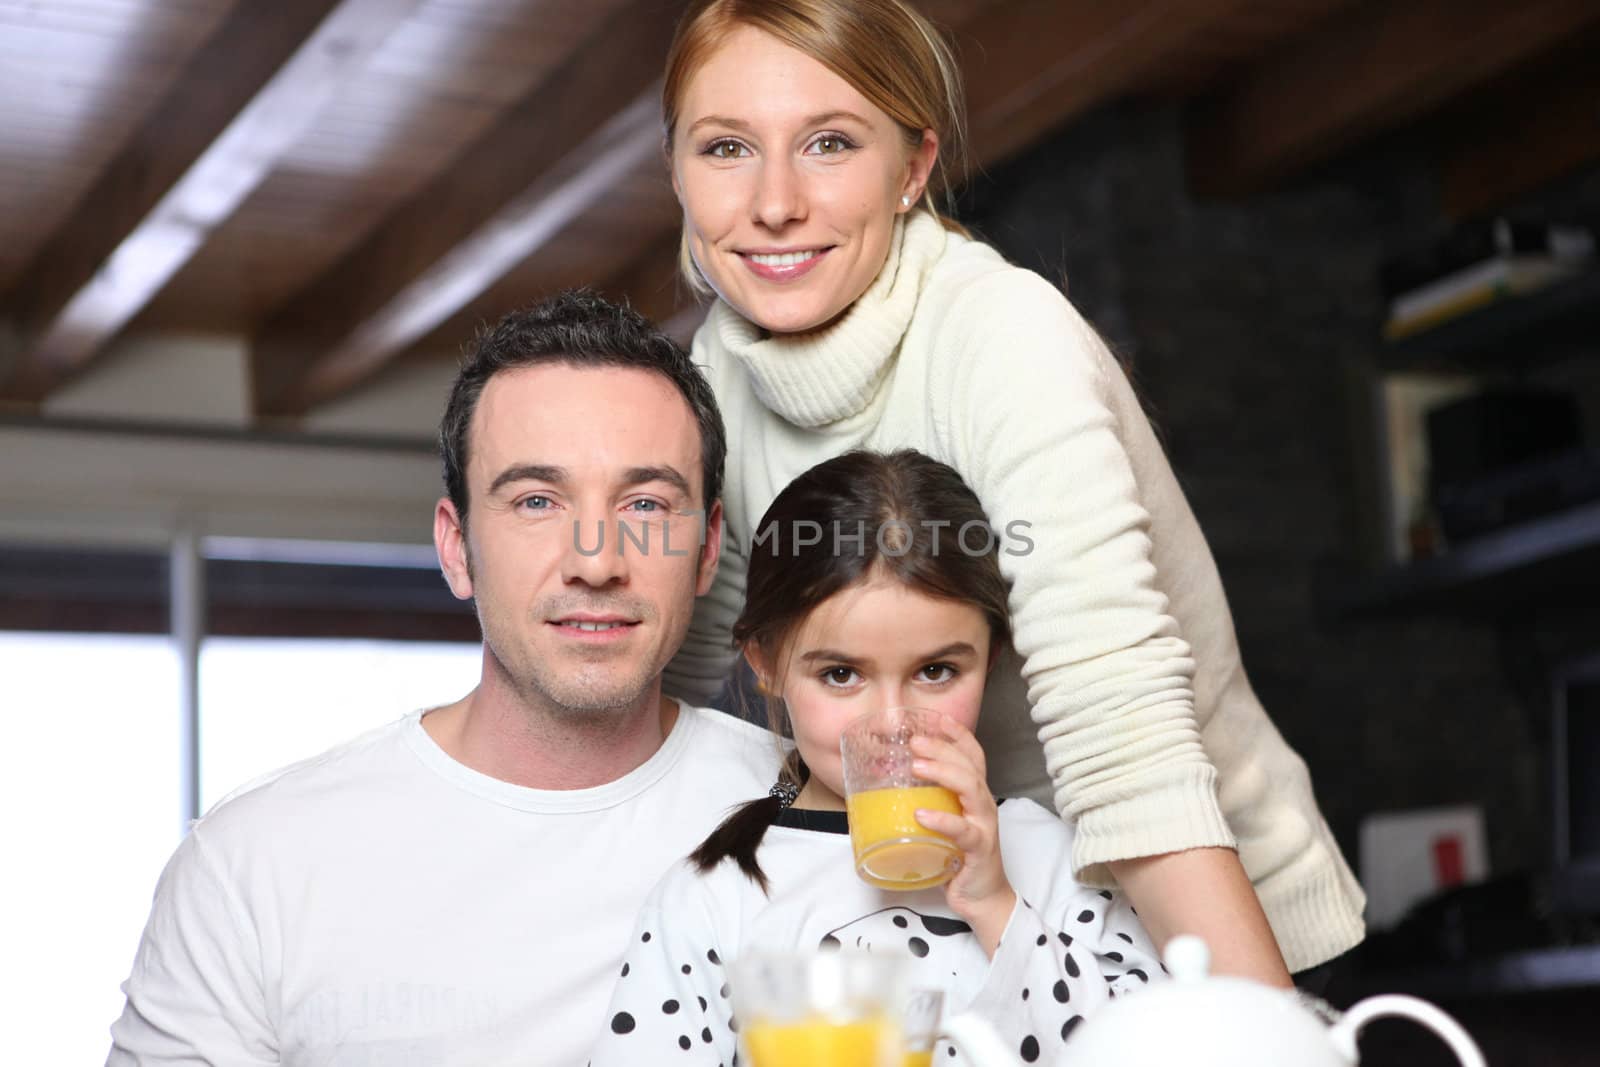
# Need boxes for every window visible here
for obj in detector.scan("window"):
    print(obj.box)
[0,632,181,1066]
[199,637,480,810]
[1,540,480,1061]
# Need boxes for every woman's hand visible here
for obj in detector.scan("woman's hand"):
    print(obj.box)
[910,714,1017,957]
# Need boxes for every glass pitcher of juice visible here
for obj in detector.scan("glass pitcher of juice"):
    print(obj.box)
[901,988,944,1067]
[729,952,1022,1067]
[731,951,904,1067]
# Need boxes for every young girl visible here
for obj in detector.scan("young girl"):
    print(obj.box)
[590,450,1161,1067]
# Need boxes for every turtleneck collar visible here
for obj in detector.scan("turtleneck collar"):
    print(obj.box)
[705,211,950,428]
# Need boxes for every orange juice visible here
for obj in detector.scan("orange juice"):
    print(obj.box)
[742,1014,900,1067]
[846,785,962,890]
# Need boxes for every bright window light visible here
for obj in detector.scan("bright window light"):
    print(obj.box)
[0,633,181,1066]
[198,637,481,812]
[0,631,482,1063]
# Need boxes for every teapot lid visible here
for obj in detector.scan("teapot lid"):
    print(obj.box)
[1161,933,1212,982]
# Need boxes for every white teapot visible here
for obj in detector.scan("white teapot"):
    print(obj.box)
[1062,935,1488,1067]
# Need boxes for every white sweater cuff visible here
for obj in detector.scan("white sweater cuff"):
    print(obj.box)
[1255,846,1368,973]
[1067,765,1234,888]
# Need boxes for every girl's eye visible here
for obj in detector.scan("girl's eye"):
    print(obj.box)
[919,663,956,683]
[820,666,859,687]
[705,139,749,160]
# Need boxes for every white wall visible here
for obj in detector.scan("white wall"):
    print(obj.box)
[4,332,457,548]
[44,333,252,427]
[303,359,461,438]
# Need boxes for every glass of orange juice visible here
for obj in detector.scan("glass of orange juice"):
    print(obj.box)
[901,988,944,1067]
[731,951,906,1067]
[840,706,963,890]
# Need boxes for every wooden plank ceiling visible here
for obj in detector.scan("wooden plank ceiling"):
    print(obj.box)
[2,0,1597,419]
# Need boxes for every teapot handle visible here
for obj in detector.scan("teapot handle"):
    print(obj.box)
[1327,994,1486,1067]
[940,1011,1022,1067]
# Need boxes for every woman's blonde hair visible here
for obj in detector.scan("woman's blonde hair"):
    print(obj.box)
[662,0,970,292]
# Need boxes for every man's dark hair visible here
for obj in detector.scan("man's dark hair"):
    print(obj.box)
[440,289,725,532]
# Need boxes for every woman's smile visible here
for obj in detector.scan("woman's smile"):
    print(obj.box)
[738,245,832,282]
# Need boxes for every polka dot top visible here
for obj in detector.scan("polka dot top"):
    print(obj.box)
[588,798,1162,1065]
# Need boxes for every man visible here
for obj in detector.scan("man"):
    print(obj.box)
[109,292,778,1065]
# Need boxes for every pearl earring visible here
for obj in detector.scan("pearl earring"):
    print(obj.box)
[900,194,912,207]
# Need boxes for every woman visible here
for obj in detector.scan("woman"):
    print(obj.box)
[657,0,1365,983]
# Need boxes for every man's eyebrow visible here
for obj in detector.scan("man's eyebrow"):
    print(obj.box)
[687,110,872,136]
[624,466,693,499]
[487,464,567,496]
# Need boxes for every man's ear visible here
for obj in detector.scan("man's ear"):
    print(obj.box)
[694,499,724,597]
[434,497,474,600]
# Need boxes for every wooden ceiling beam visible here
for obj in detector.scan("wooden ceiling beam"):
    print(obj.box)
[959,0,1263,170]
[0,0,418,404]
[1438,45,1600,221]
[598,234,703,344]
[290,93,663,406]
[1185,0,1600,197]
[252,1,686,416]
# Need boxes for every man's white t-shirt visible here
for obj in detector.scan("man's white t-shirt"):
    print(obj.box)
[108,704,779,1066]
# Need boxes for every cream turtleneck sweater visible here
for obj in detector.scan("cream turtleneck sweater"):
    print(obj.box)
[663,210,1365,972]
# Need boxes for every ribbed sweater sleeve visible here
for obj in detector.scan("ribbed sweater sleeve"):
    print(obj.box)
[937,269,1235,881]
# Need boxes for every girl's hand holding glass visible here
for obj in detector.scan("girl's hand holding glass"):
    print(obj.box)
[907,713,1016,956]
